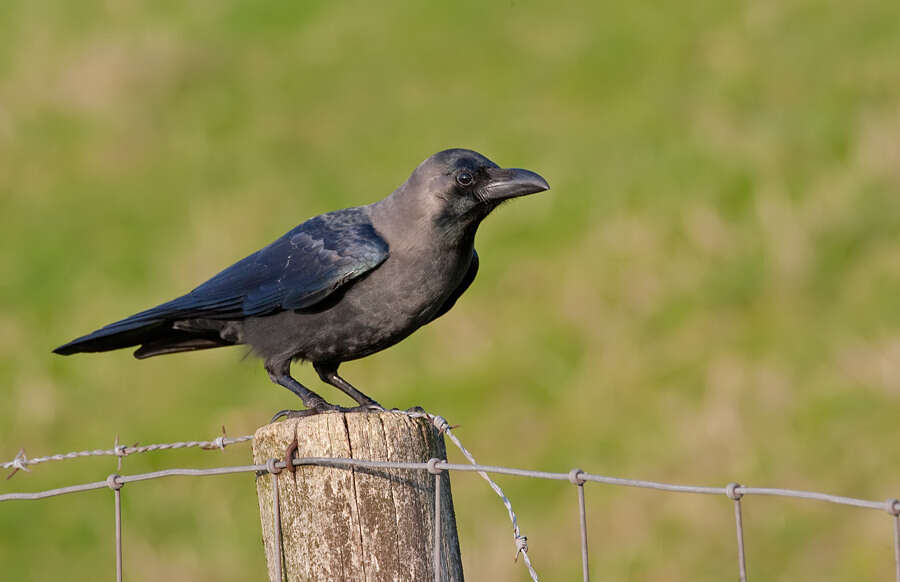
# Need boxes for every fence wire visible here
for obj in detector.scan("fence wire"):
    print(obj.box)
[2,408,899,582]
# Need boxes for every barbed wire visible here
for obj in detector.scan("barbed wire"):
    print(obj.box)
[2,408,900,582]
[0,409,539,580]
[2,429,253,477]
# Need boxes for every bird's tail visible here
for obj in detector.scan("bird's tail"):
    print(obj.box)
[54,317,235,360]
[54,278,254,359]
[53,305,175,355]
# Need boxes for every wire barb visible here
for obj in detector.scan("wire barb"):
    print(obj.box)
[515,535,529,558]
[5,449,30,480]
[2,410,900,582]
[113,435,127,471]
[2,432,255,474]
[401,408,540,581]
[431,415,451,434]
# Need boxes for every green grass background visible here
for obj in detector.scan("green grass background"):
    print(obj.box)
[2,1,900,580]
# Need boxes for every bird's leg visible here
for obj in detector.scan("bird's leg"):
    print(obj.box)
[314,361,384,411]
[266,360,341,422]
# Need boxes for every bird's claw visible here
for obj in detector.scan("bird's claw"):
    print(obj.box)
[340,402,385,414]
[270,408,316,422]
[270,401,384,423]
[270,400,341,423]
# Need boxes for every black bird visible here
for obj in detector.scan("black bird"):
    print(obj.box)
[54,149,549,415]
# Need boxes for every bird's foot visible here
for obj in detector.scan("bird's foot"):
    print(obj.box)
[339,402,385,414]
[270,409,318,422]
[270,401,385,422]
[270,400,342,423]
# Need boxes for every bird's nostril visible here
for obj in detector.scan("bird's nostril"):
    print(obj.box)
[53,149,546,417]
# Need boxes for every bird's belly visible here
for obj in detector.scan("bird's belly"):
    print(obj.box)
[243,250,471,363]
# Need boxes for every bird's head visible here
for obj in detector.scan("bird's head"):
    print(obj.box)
[400,148,549,232]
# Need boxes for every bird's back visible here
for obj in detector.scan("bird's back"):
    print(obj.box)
[240,225,478,364]
[53,206,390,356]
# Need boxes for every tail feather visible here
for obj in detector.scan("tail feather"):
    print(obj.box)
[53,297,238,357]
[134,333,231,359]
[53,319,169,355]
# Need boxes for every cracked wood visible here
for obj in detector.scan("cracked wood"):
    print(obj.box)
[253,412,464,582]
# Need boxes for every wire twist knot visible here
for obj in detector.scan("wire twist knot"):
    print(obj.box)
[106,474,123,491]
[6,449,30,480]
[427,458,444,475]
[568,468,585,486]
[113,435,128,471]
[886,498,900,516]
[431,415,451,434]
[12,450,29,472]
[266,458,282,475]
[725,482,743,500]
[514,535,529,560]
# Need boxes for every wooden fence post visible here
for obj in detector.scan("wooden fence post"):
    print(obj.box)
[253,411,464,582]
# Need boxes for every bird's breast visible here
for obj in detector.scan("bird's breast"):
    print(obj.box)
[354,245,472,322]
[243,245,474,363]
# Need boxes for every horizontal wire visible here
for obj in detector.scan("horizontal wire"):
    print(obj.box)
[1,435,254,472]
[4,422,899,582]
[2,456,896,514]
[0,410,543,580]
[4,410,899,582]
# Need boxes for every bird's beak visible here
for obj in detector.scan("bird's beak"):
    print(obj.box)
[482,167,550,202]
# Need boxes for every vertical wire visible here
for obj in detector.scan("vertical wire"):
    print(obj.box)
[734,498,747,582]
[429,416,540,581]
[577,483,589,582]
[272,470,283,582]
[892,512,899,582]
[433,469,443,582]
[114,487,123,582]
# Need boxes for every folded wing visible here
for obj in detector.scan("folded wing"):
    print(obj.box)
[53,207,389,355]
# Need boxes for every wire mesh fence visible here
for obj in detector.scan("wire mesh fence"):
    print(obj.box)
[2,408,899,582]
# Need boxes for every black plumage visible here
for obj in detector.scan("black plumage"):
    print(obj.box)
[54,149,548,415]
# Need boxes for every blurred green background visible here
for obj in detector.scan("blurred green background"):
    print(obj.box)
[2,1,899,580]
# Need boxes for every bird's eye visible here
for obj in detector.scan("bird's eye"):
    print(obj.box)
[456,171,474,187]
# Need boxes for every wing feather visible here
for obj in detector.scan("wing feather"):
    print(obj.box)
[179,207,388,317]
[53,207,389,355]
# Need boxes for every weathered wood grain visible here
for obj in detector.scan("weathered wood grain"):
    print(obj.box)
[253,412,464,582]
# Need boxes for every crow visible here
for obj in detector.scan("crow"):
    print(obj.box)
[54,149,549,416]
